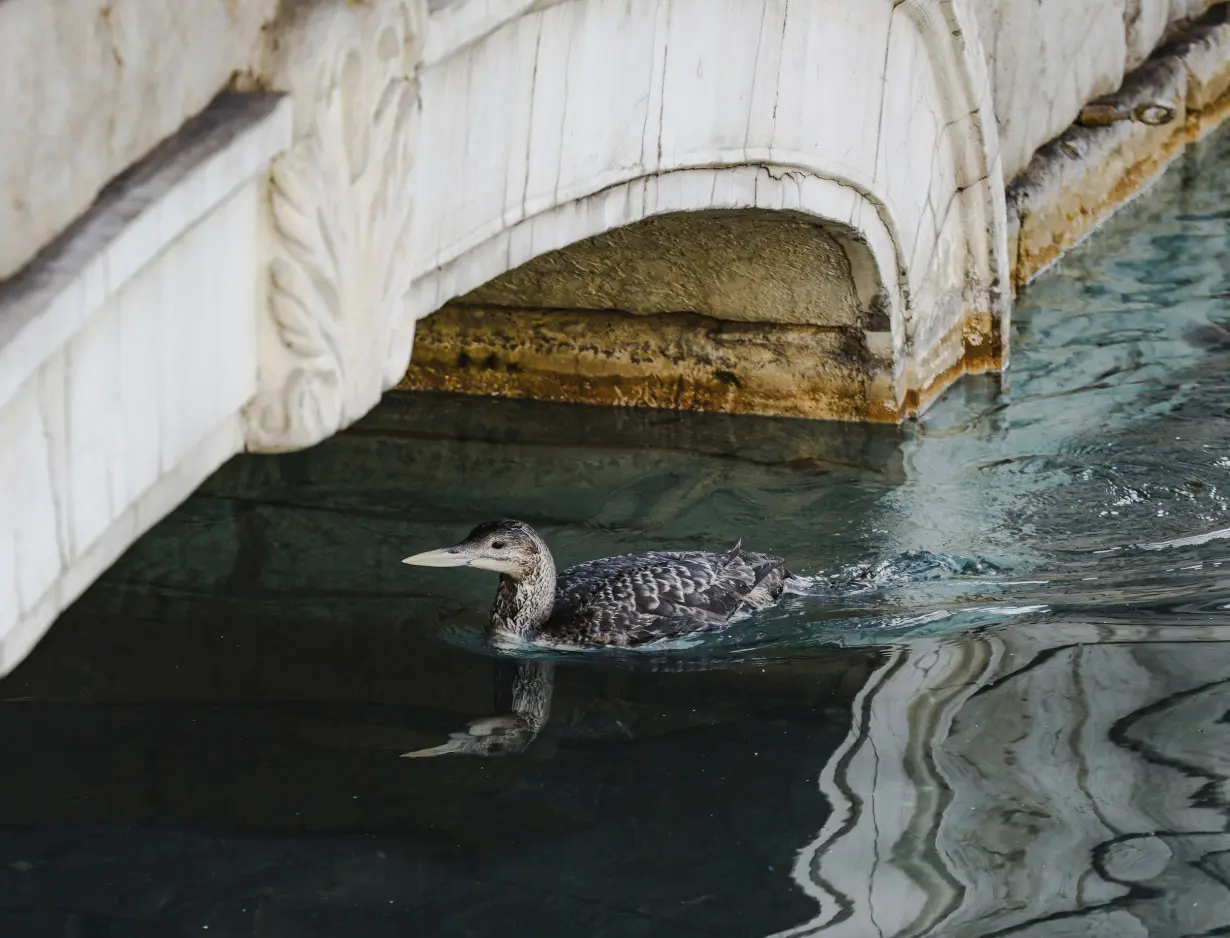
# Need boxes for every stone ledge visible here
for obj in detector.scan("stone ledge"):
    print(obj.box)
[0,0,278,281]
[1009,4,1230,289]
[0,93,293,408]
[0,92,290,677]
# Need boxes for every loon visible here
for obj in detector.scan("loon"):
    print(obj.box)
[402,519,791,647]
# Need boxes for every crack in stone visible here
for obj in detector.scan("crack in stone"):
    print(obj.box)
[518,17,544,226]
[637,1,661,171]
[742,1,770,154]
[36,363,70,582]
[656,1,669,170]
[871,6,896,189]
[550,14,575,211]
[772,0,789,141]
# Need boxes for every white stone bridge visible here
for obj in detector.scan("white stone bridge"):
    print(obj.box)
[1,0,1228,671]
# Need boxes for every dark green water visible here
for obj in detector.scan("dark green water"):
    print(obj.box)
[4,130,1230,937]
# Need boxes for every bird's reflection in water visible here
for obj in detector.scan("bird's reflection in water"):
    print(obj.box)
[402,659,555,758]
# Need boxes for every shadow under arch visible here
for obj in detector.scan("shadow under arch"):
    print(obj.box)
[404,196,908,422]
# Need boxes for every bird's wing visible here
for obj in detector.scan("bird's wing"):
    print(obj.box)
[554,547,787,638]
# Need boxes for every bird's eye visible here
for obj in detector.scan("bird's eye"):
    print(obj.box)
[491,540,505,550]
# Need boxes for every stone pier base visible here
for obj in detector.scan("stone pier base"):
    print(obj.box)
[1010,5,1230,288]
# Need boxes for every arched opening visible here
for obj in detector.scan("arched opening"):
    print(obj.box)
[400,208,901,422]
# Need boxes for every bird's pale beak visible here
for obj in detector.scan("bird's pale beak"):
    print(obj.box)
[401,546,471,568]
[400,739,468,758]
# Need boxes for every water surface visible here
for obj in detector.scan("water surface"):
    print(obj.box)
[4,130,1230,937]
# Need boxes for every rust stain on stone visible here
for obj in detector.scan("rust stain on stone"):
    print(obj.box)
[399,302,1005,425]
[897,314,1003,420]
[399,306,901,423]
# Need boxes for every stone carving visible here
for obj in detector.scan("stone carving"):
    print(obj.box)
[245,0,423,452]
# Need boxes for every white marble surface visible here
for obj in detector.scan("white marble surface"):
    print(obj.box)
[0,94,291,674]
[0,0,277,281]
[420,0,547,66]
[971,0,1217,178]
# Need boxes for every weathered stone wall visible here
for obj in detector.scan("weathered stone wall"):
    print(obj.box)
[458,211,869,329]
[408,209,898,421]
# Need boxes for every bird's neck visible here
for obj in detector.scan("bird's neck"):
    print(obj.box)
[491,555,557,640]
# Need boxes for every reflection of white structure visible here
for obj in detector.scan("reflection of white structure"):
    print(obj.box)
[777,624,1230,937]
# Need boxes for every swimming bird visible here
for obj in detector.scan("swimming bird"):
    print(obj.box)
[402,519,791,647]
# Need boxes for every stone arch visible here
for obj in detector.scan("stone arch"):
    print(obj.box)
[404,169,903,420]
[399,0,1009,421]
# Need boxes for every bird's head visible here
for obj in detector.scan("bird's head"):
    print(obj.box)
[402,519,547,580]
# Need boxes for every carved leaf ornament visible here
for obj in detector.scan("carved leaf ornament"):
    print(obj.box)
[248,5,417,451]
